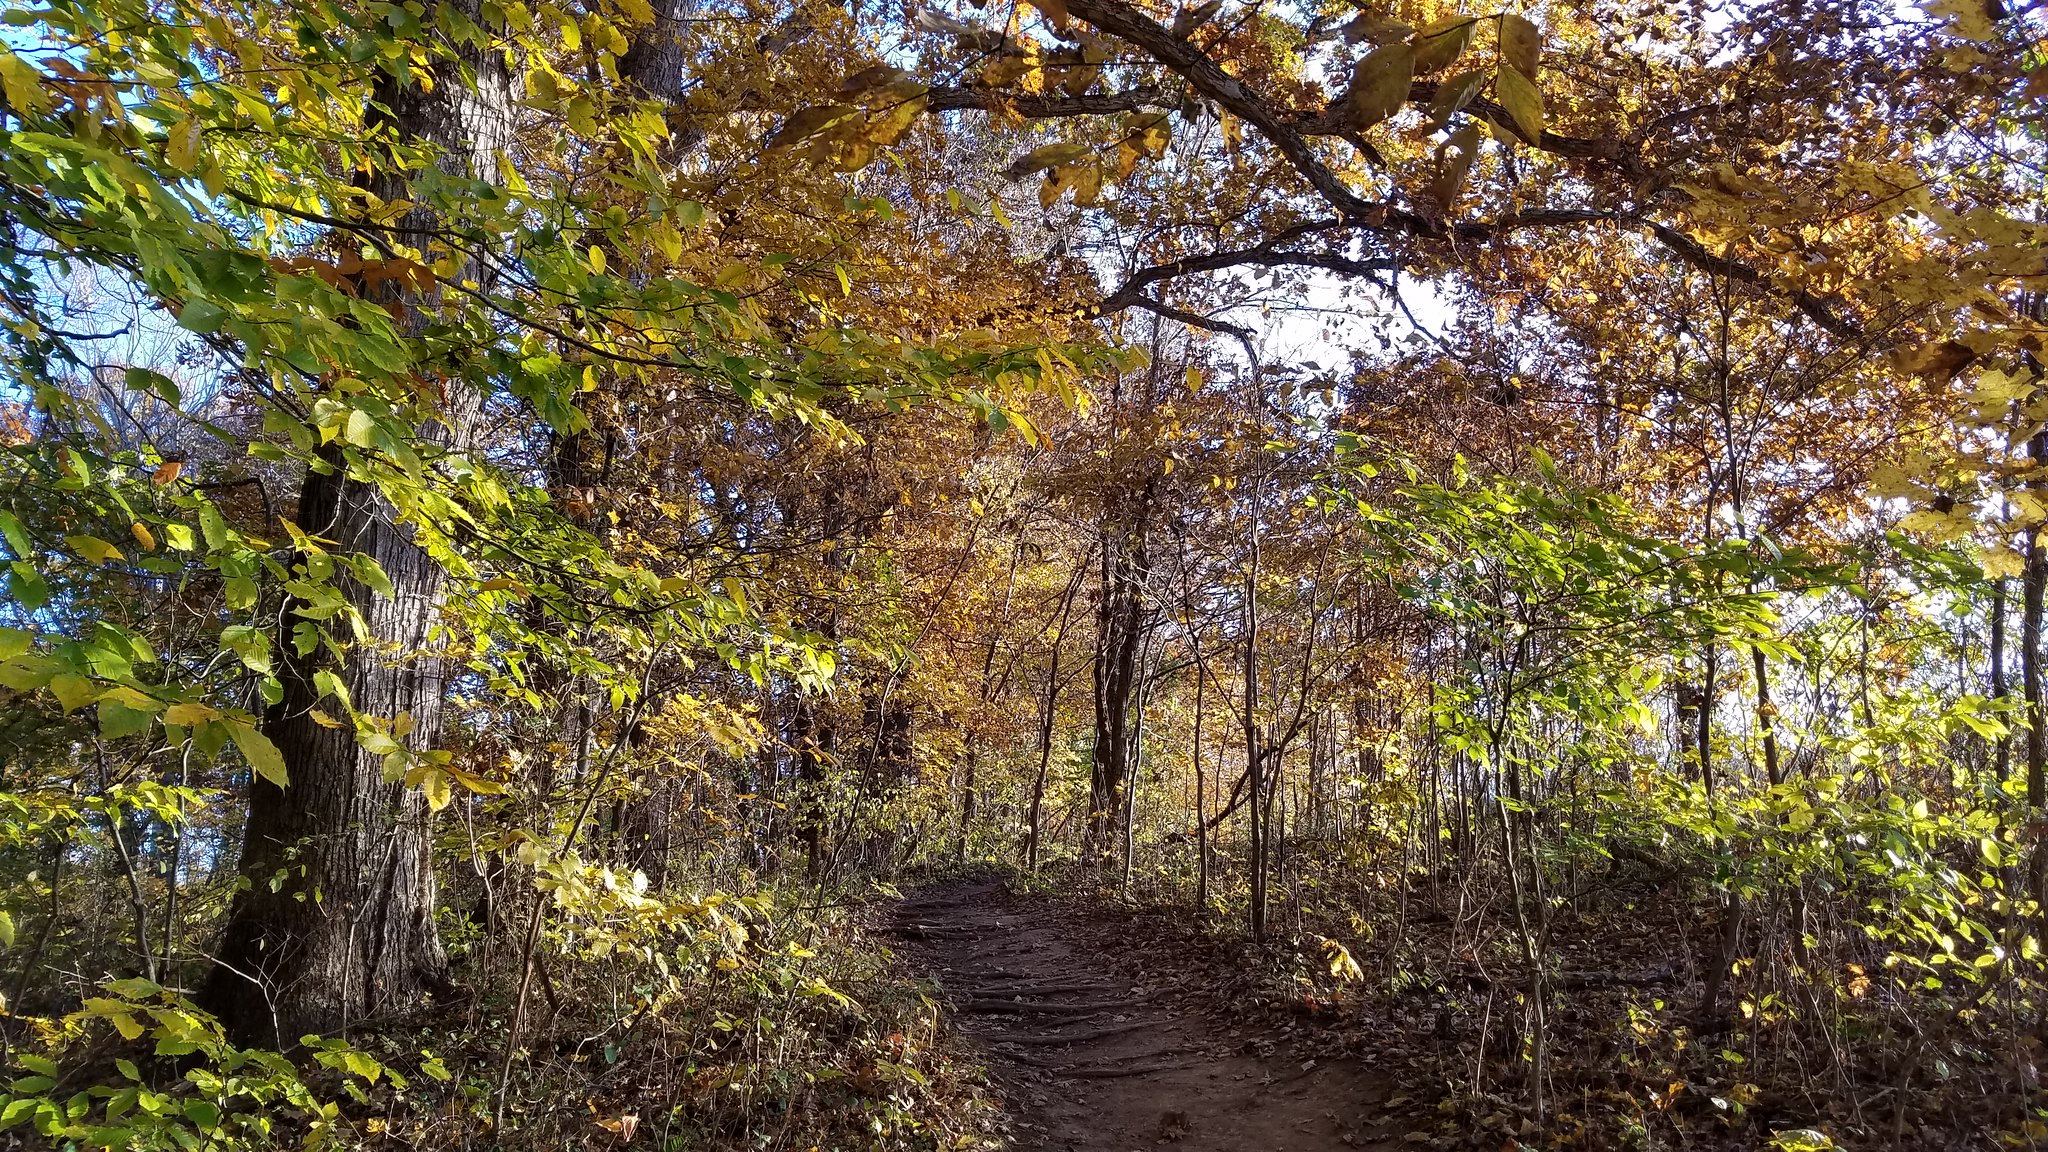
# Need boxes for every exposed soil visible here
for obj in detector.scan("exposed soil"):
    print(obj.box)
[890,878,1400,1152]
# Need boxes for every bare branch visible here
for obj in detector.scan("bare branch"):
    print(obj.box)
[1124,296,1258,363]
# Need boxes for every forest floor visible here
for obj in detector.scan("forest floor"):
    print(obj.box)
[890,877,1401,1152]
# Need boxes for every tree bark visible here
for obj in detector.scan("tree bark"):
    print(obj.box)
[202,1,514,1046]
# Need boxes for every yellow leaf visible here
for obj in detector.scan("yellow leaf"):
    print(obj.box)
[1029,0,1069,29]
[1070,164,1103,206]
[1494,64,1544,140]
[166,117,202,171]
[1004,141,1091,181]
[1980,544,2026,579]
[130,522,157,552]
[446,765,507,796]
[1925,0,1998,39]
[1039,169,1065,208]
[1411,16,1475,75]
[766,103,860,150]
[859,81,928,145]
[65,535,125,565]
[1498,13,1541,77]
[1125,111,1171,159]
[0,50,48,115]
[163,702,218,726]
[1342,42,1414,129]
[477,575,532,597]
[420,768,453,812]
[49,672,97,713]
[1431,122,1482,206]
[588,244,605,275]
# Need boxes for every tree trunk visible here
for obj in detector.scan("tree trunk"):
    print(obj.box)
[1244,471,1267,943]
[1992,576,2010,782]
[1193,658,1207,912]
[1088,498,1150,856]
[202,2,514,1045]
[1028,562,1088,872]
[2024,435,2047,928]
[206,454,464,1045]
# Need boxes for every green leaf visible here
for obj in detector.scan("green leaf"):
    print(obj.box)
[0,510,28,558]
[197,503,228,551]
[228,719,290,788]
[123,366,182,405]
[348,556,394,598]
[221,624,272,673]
[100,698,155,740]
[8,563,45,611]
[0,1097,35,1131]
[104,977,159,999]
[312,668,353,710]
[178,297,227,334]
[0,910,13,949]
[344,408,378,448]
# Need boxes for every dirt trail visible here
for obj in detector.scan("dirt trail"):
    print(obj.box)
[890,878,1398,1152]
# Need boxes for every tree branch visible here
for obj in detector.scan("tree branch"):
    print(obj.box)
[926,85,1173,119]
[1123,296,1257,362]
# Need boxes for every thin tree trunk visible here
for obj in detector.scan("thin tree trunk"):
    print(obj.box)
[2025,432,2047,929]
[1992,576,2010,782]
[1244,471,1267,943]
[1028,562,1088,872]
[1194,659,1208,912]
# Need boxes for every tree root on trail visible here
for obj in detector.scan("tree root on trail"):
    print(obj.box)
[958,996,1153,1015]
[1060,1060,1200,1079]
[950,979,1120,998]
[1000,1045,1186,1070]
[975,1021,1154,1046]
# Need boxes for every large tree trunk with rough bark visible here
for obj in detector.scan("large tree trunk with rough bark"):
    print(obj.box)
[202,2,515,1046]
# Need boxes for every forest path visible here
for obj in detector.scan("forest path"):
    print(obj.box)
[891,878,1399,1152]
